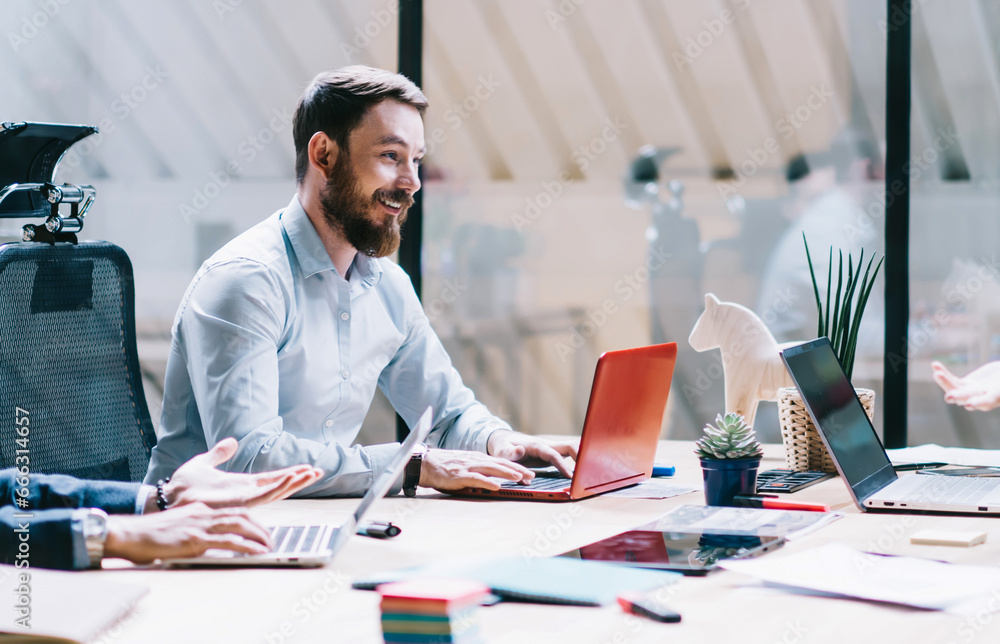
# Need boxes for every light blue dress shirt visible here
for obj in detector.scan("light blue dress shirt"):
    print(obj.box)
[145,196,511,496]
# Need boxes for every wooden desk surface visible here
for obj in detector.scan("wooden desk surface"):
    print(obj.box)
[100,442,1000,644]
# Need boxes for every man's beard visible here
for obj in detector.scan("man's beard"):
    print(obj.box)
[319,153,412,258]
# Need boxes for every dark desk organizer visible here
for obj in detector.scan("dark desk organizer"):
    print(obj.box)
[756,469,835,493]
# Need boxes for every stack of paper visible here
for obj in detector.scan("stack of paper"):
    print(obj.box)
[721,543,1000,614]
[378,579,489,644]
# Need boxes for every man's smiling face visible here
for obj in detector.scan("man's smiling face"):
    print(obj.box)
[319,99,425,258]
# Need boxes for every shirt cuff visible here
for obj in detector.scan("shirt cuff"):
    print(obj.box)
[364,442,408,496]
[69,509,90,570]
[136,485,156,514]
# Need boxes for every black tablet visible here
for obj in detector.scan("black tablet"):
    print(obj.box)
[559,530,784,576]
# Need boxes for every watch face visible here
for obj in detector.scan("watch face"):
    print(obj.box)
[83,509,109,538]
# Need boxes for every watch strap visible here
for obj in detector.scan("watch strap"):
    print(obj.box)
[402,444,427,497]
[83,508,109,569]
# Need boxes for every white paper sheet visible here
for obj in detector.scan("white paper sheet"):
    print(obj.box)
[720,543,1000,614]
[887,444,1000,467]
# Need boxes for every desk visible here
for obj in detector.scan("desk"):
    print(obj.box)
[101,442,1000,643]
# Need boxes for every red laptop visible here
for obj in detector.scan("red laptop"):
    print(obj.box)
[454,342,677,502]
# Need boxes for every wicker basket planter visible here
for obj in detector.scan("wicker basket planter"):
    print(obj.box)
[777,386,875,473]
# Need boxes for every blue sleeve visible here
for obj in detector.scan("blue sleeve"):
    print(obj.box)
[0,469,141,514]
[0,506,82,570]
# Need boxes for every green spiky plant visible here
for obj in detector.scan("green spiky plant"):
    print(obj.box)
[803,233,884,381]
[695,413,763,460]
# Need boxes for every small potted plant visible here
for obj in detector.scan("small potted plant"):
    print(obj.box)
[695,412,763,506]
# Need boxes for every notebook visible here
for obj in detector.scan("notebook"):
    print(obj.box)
[781,338,1000,514]
[452,343,677,501]
[354,556,680,606]
[0,564,146,643]
[167,407,433,567]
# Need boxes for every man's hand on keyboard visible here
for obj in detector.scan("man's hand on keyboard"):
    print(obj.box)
[106,503,273,564]
[487,432,577,479]
[418,449,535,491]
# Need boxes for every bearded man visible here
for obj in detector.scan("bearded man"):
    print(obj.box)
[145,67,576,496]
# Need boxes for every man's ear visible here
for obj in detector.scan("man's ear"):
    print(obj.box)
[307,132,339,179]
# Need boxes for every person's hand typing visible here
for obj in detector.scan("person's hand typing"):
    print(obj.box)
[487,432,577,478]
[105,503,272,564]
[417,449,535,492]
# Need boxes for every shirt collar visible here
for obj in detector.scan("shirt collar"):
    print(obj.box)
[280,194,382,285]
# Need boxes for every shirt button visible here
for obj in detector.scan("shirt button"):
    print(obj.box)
[324,419,334,428]
[341,370,351,379]
[340,312,350,321]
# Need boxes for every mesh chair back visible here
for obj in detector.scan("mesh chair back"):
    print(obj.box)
[0,241,156,481]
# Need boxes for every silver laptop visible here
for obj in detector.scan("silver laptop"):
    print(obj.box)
[781,339,1000,514]
[168,407,433,567]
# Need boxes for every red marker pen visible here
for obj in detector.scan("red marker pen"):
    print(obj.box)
[732,494,829,513]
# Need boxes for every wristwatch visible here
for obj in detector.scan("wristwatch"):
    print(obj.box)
[82,508,109,569]
[402,443,428,498]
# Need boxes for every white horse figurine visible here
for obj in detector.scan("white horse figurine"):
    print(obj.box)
[688,293,795,429]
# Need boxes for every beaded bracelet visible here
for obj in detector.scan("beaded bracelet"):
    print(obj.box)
[156,477,171,511]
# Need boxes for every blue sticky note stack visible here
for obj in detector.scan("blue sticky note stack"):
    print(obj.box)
[378,579,489,644]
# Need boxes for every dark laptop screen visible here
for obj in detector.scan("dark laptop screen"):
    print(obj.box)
[781,338,896,502]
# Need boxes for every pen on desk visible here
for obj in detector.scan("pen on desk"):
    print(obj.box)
[651,465,675,477]
[893,462,948,471]
[732,494,830,513]
[357,521,401,539]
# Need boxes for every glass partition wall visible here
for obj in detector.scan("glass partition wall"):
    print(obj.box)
[907,0,1000,448]
[421,0,888,442]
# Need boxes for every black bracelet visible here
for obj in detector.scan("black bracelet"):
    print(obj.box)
[156,477,170,511]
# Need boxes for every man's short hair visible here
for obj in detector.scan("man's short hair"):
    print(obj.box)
[293,66,428,183]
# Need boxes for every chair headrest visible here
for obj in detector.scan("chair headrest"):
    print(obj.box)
[0,121,97,219]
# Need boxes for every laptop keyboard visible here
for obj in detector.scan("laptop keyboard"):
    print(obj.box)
[270,525,336,554]
[500,476,572,491]
[895,476,1000,505]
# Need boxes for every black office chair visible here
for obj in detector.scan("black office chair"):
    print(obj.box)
[0,122,156,482]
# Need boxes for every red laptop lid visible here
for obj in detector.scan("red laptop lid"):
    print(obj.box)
[570,342,677,499]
